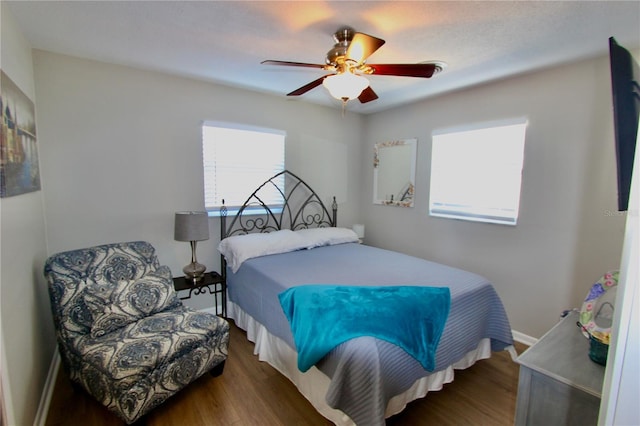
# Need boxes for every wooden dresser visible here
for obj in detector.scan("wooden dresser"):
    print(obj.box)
[515,311,606,425]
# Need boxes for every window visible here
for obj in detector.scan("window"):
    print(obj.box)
[202,122,285,215]
[429,119,527,225]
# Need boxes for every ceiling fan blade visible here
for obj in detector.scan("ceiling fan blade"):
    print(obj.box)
[347,32,385,64]
[368,63,444,78]
[287,75,329,96]
[262,60,326,69]
[358,86,379,103]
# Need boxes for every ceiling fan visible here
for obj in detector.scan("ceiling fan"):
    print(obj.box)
[262,27,446,105]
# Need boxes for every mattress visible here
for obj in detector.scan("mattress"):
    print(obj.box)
[226,243,514,425]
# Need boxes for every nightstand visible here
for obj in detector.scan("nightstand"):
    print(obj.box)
[173,271,226,317]
[515,311,605,425]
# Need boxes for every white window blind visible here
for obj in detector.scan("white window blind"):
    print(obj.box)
[202,122,285,213]
[429,119,527,225]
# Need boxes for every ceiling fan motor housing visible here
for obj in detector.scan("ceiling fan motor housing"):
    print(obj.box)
[326,27,355,66]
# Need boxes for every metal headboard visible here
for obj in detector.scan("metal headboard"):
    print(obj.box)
[219,170,337,274]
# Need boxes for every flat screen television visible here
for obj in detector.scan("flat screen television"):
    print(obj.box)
[609,37,640,212]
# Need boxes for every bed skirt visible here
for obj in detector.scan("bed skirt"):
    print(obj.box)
[228,300,495,425]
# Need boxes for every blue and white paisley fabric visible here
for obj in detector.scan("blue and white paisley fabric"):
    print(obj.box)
[44,241,229,424]
[85,265,182,338]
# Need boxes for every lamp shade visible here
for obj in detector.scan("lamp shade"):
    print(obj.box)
[323,73,369,101]
[174,211,210,242]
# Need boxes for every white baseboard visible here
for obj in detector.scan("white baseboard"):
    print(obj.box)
[512,329,537,347]
[201,306,219,316]
[34,350,60,426]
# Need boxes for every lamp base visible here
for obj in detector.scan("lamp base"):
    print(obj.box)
[183,262,206,283]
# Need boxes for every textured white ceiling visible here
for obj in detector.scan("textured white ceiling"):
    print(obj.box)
[6,0,640,114]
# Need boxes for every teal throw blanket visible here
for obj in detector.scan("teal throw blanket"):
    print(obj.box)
[278,284,451,372]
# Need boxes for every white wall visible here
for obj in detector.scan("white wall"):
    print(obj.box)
[32,50,364,311]
[0,6,55,426]
[361,57,626,338]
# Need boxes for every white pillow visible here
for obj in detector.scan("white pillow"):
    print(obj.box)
[218,229,308,273]
[296,227,360,249]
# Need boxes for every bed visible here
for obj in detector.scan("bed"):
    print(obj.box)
[218,170,515,425]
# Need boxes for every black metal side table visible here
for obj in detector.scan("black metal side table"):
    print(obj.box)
[173,271,226,318]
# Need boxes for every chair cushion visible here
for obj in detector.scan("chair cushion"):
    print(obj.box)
[84,266,181,338]
[75,307,227,380]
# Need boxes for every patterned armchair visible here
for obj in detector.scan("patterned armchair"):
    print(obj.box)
[44,241,229,424]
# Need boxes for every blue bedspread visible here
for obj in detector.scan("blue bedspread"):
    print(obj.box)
[279,284,451,372]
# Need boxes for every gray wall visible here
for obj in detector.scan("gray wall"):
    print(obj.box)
[33,47,627,339]
[32,50,365,310]
[361,58,626,338]
[0,7,54,426]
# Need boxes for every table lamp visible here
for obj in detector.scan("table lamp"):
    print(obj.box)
[174,211,209,282]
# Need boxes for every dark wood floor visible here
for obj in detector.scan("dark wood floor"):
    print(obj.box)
[45,320,526,425]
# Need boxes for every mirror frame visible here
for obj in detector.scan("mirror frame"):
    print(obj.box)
[373,138,417,207]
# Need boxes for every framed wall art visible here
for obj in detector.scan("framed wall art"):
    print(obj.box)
[1,69,40,198]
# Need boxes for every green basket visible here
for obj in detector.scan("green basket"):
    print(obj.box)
[589,335,609,366]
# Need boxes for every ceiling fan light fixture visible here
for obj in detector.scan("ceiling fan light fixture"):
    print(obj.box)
[323,72,369,102]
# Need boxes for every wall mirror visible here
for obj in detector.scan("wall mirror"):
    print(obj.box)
[373,138,417,207]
